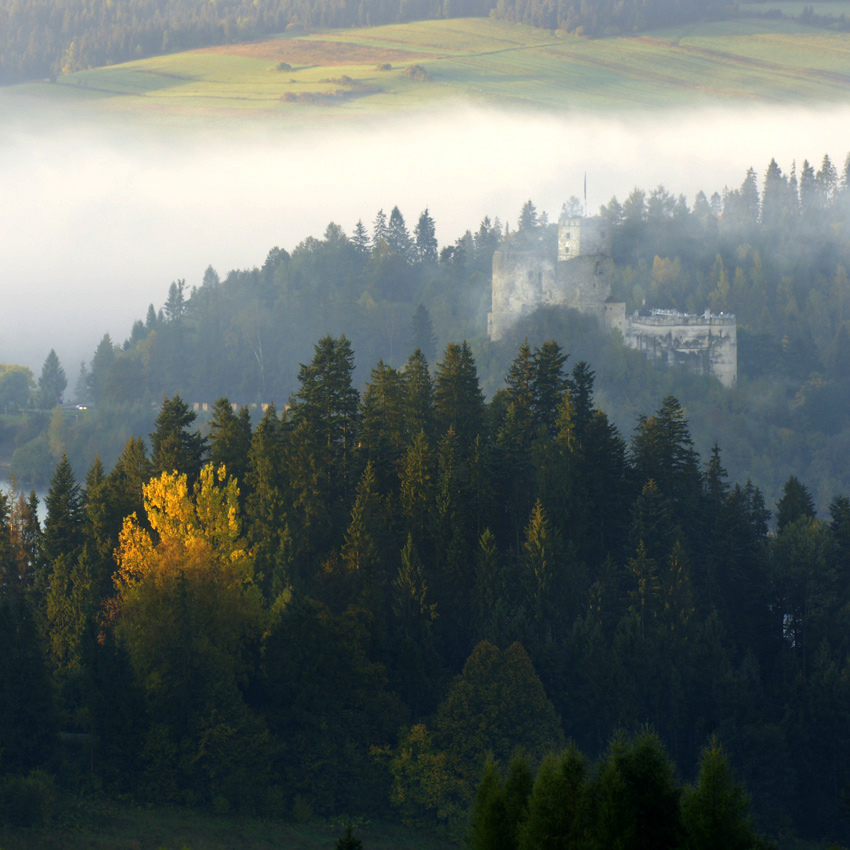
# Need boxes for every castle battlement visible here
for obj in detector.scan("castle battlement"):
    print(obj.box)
[489,214,737,387]
[631,308,736,326]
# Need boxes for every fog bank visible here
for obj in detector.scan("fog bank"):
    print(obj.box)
[2,98,849,376]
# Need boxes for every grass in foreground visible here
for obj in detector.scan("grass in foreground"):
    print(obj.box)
[0,793,457,850]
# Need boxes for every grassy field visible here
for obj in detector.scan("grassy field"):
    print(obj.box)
[0,794,457,850]
[8,16,850,126]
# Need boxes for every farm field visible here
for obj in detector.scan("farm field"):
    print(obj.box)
[7,16,850,128]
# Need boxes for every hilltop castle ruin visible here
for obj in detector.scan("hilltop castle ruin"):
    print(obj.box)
[487,215,737,388]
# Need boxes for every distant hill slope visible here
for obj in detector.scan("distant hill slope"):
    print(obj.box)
[9,17,850,125]
[0,0,495,85]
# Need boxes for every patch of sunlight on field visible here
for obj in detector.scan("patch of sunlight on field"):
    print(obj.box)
[11,16,850,127]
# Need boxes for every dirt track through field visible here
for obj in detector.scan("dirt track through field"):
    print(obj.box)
[195,36,439,66]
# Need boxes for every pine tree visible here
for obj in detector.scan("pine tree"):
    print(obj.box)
[372,208,389,246]
[414,208,438,263]
[289,335,360,498]
[776,475,816,532]
[410,304,437,363]
[42,453,84,568]
[681,736,759,850]
[434,341,485,453]
[335,823,363,850]
[403,349,434,440]
[531,342,569,436]
[520,745,589,850]
[208,398,252,490]
[89,334,116,404]
[352,219,370,254]
[593,729,683,850]
[150,395,207,483]
[467,757,509,850]
[360,360,406,492]
[387,205,412,261]
[37,348,67,409]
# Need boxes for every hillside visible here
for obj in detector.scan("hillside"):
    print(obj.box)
[8,16,850,126]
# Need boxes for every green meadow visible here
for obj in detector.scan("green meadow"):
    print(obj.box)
[9,15,850,126]
[0,794,456,850]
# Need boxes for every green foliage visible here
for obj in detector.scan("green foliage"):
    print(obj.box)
[0,770,56,827]
[0,363,35,411]
[593,729,683,850]
[466,757,509,850]
[336,822,364,850]
[37,349,67,410]
[150,395,208,483]
[432,642,563,804]
[519,745,589,850]
[681,736,758,850]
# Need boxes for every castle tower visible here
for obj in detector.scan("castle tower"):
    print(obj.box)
[488,215,614,341]
[555,216,613,318]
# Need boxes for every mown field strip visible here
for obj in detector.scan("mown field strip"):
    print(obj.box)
[13,16,850,124]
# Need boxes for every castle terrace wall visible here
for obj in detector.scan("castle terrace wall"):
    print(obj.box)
[624,311,737,387]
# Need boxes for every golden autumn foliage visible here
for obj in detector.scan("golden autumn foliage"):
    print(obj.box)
[114,465,263,712]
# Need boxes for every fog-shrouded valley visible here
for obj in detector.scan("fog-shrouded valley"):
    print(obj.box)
[4,6,850,849]
[1,99,849,372]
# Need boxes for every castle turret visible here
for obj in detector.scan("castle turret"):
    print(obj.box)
[488,215,612,341]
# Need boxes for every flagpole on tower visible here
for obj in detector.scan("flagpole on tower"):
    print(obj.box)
[584,172,587,217]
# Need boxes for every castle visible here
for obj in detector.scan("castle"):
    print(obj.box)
[488,215,737,388]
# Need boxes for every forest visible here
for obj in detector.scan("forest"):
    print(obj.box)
[2,322,850,844]
[7,151,850,510]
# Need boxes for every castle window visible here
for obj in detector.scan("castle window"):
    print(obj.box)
[595,260,600,275]
[564,247,570,254]
[565,232,570,238]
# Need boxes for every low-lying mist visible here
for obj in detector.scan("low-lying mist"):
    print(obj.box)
[2,96,849,376]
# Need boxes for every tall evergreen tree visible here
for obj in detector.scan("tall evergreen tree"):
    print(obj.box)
[434,341,485,453]
[681,736,759,850]
[414,208,438,264]
[208,397,252,489]
[37,348,67,409]
[150,395,208,483]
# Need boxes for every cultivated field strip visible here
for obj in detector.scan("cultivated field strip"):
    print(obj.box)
[14,17,850,124]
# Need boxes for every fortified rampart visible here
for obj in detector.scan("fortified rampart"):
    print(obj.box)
[623,310,737,388]
[489,214,737,387]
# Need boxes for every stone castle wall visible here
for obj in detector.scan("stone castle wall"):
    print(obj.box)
[489,214,737,386]
[489,250,559,341]
[622,310,737,388]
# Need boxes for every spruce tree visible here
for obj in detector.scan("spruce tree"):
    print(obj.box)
[434,341,485,453]
[150,395,207,483]
[681,737,758,850]
[37,348,67,409]
[208,397,252,490]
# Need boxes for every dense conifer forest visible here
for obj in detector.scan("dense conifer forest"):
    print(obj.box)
[8,152,850,507]
[2,153,850,844]
[3,326,850,843]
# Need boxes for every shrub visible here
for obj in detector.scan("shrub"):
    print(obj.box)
[0,770,56,827]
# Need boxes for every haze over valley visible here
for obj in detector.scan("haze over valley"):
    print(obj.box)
[4,7,850,848]
[3,97,850,373]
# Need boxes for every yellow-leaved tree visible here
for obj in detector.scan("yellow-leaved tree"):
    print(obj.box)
[114,465,269,809]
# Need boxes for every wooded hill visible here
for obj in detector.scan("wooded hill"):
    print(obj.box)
[11,151,850,513]
[2,328,850,842]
